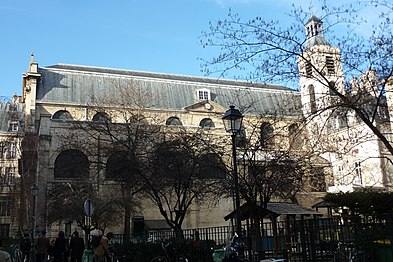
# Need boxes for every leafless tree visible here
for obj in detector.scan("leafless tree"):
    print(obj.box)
[200,0,393,158]
[143,129,226,239]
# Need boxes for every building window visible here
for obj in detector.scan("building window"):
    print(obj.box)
[0,197,11,217]
[3,167,16,185]
[52,110,73,121]
[0,224,10,238]
[310,168,326,192]
[8,143,17,159]
[106,151,138,181]
[199,118,215,128]
[288,123,301,150]
[54,150,89,179]
[308,85,317,113]
[260,122,274,149]
[0,143,4,159]
[306,61,313,76]
[166,117,183,126]
[9,122,18,132]
[199,153,226,179]
[326,56,335,75]
[196,89,210,101]
[354,162,363,185]
[92,112,111,123]
[338,166,345,185]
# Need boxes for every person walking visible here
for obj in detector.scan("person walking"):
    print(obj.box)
[20,233,31,262]
[53,231,69,262]
[92,232,114,262]
[36,230,50,262]
[69,231,84,262]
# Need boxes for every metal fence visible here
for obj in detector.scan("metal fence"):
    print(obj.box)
[121,215,393,261]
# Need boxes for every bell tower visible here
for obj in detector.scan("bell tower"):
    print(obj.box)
[297,16,345,119]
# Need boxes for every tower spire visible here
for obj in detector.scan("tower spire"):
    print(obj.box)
[304,16,330,49]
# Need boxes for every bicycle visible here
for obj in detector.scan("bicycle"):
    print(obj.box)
[319,240,364,262]
[150,242,188,262]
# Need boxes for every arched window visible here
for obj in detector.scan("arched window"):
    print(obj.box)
[153,141,191,180]
[260,122,274,148]
[166,117,183,126]
[92,112,111,123]
[199,118,215,128]
[52,110,73,121]
[288,123,301,150]
[199,153,226,179]
[236,128,247,148]
[106,151,137,181]
[54,149,89,179]
[308,85,317,113]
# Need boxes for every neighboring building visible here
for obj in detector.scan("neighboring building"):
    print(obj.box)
[0,96,25,237]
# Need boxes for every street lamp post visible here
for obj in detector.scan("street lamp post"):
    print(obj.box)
[30,184,39,262]
[222,106,244,235]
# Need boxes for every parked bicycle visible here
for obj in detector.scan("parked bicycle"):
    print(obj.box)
[319,240,364,262]
[150,242,188,262]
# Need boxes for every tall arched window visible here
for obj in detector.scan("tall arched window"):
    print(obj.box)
[54,149,89,179]
[308,85,317,113]
[52,110,73,121]
[288,123,301,150]
[260,122,274,149]
[106,151,137,181]
[166,117,183,126]
[199,153,226,179]
[199,118,215,128]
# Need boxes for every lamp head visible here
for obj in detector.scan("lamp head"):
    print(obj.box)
[222,106,244,135]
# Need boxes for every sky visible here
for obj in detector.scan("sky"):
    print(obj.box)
[0,0,358,98]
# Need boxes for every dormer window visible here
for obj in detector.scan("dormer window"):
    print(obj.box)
[9,122,18,132]
[196,88,211,101]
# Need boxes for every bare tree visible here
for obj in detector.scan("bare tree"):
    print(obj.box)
[143,130,226,239]
[200,0,393,157]
[46,182,123,238]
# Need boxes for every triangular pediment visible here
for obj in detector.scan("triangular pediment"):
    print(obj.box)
[184,100,227,113]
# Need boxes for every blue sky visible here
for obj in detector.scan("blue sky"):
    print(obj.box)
[0,0,336,97]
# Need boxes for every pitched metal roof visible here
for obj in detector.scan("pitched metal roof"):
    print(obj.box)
[37,64,302,118]
[224,202,322,220]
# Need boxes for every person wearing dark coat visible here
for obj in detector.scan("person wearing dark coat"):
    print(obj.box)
[69,231,85,262]
[20,233,31,262]
[53,231,69,262]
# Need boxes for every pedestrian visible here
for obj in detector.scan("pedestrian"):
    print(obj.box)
[92,232,114,262]
[0,239,11,262]
[20,233,31,262]
[48,239,55,262]
[69,231,85,262]
[36,230,50,262]
[53,231,69,262]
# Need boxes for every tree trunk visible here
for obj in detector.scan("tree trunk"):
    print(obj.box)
[123,205,131,242]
